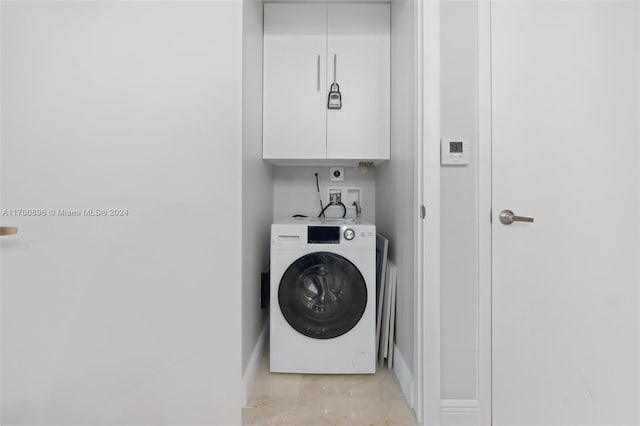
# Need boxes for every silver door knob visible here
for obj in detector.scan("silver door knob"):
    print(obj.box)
[499,210,534,225]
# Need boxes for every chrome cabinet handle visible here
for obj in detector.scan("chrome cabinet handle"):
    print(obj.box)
[499,210,534,225]
[333,54,337,83]
[317,55,321,91]
[0,226,18,236]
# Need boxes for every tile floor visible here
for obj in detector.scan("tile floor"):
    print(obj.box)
[242,356,417,426]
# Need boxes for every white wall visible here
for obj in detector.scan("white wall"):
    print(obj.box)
[375,0,416,393]
[1,2,243,424]
[273,166,375,223]
[440,0,479,401]
[242,0,271,377]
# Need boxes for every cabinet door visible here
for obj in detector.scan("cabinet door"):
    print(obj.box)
[263,3,327,160]
[326,4,390,160]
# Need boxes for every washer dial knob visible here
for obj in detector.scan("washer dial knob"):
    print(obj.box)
[343,228,355,241]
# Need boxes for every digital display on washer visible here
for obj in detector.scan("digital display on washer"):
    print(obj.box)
[308,226,340,244]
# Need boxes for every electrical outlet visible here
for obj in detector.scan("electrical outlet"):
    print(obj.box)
[330,167,345,181]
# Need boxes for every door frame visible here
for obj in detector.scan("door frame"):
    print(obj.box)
[415,0,441,424]
[416,1,493,425]
[477,1,492,424]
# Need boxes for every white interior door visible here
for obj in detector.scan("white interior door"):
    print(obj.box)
[492,1,640,425]
[1,3,243,424]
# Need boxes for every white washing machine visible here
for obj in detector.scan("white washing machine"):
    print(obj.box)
[270,218,376,374]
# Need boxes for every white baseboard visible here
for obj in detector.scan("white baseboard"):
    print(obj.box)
[392,344,414,409]
[242,321,269,408]
[440,399,481,426]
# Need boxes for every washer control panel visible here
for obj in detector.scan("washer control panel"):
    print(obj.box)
[272,221,375,250]
[306,225,373,244]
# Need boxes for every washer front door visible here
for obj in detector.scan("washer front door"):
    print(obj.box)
[278,252,367,340]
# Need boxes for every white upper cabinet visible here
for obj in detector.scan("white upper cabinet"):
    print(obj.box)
[326,3,390,160]
[263,3,390,164]
[263,3,328,160]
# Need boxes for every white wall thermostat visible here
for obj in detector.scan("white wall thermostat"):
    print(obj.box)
[441,137,470,166]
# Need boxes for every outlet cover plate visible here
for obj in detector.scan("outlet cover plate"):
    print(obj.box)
[330,167,345,181]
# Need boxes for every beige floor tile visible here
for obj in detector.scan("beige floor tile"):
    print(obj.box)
[384,399,418,426]
[248,372,302,408]
[295,396,390,426]
[242,398,298,426]
[247,356,302,408]
[299,367,404,401]
[243,356,415,426]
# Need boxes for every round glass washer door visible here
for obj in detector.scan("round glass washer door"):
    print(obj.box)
[278,251,367,340]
